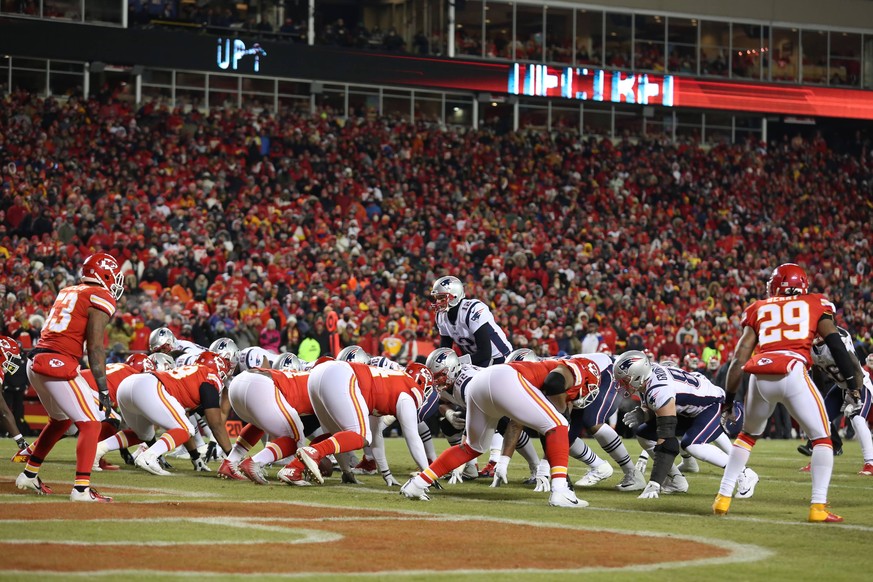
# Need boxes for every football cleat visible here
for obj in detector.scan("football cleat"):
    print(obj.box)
[615,469,646,492]
[478,460,497,478]
[239,457,268,485]
[809,503,843,523]
[296,446,324,485]
[735,467,759,499]
[70,487,113,503]
[11,444,32,463]
[135,453,172,476]
[677,455,699,474]
[277,464,311,486]
[662,473,689,494]
[399,478,430,501]
[15,472,53,495]
[858,463,873,476]
[712,493,732,516]
[797,442,813,457]
[548,487,588,508]
[351,457,378,475]
[799,463,811,473]
[217,459,246,480]
[574,463,614,487]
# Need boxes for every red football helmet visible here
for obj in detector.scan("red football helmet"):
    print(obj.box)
[0,335,22,376]
[125,353,156,373]
[569,359,601,409]
[405,362,434,408]
[767,263,809,297]
[81,252,124,299]
[195,351,231,381]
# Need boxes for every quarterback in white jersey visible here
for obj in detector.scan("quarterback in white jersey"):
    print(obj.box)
[431,276,512,366]
[811,328,873,475]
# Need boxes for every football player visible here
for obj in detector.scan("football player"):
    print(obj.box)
[16,253,123,502]
[0,336,29,458]
[400,348,588,508]
[616,351,758,500]
[713,263,860,522]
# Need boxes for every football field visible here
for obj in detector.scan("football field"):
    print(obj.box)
[1,437,871,581]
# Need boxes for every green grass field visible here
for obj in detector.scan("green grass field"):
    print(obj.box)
[1,436,871,581]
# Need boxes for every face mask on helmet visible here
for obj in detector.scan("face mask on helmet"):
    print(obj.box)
[425,348,461,390]
[613,350,653,396]
[0,336,21,376]
[571,366,601,410]
[430,276,464,312]
[336,345,370,364]
[405,362,434,408]
[149,327,177,353]
[126,353,156,373]
[209,337,240,369]
[149,353,176,371]
[80,253,124,300]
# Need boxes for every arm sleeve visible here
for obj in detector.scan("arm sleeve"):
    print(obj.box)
[470,324,494,367]
[823,332,860,390]
[199,383,220,410]
[396,394,429,470]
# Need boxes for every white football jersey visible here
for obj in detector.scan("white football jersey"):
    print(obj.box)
[369,356,403,371]
[174,340,206,367]
[440,364,480,410]
[641,363,725,417]
[435,299,511,362]
[811,332,873,391]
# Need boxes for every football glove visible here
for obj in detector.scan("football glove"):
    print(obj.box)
[623,407,647,430]
[97,390,113,418]
[533,459,551,492]
[448,466,464,485]
[204,441,224,463]
[382,471,401,487]
[842,389,862,418]
[191,456,211,472]
[638,480,661,499]
[341,471,362,485]
[445,409,466,431]
[490,455,511,488]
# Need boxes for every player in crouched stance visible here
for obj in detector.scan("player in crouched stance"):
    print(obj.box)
[713,264,861,523]
[280,359,433,486]
[400,348,591,508]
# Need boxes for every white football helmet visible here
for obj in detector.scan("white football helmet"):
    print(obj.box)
[209,337,240,369]
[430,276,465,311]
[425,348,462,389]
[149,352,176,371]
[273,352,305,371]
[506,348,538,362]
[149,327,177,353]
[613,350,653,394]
[336,345,370,363]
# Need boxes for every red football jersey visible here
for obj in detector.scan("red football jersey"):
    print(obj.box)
[349,362,421,416]
[264,368,314,416]
[37,284,116,359]
[509,358,596,403]
[742,293,835,369]
[151,364,223,410]
[81,363,138,405]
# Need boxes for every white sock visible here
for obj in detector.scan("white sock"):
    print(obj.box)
[718,438,752,497]
[851,415,873,464]
[810,442,834,505]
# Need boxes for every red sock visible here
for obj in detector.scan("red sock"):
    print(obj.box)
[74,421,101,488]
[419,444,480,485]
[28,418,73,471]
[266,436,298,460]
[312,431,367,457]
[236,423,265,450]
[161,428,191,453]
[99,420,119,441]
[544,425,570,480]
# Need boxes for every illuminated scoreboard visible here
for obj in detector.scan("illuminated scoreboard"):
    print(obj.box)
[509,64,674,106]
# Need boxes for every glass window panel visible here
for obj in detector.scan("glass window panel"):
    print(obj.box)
[49,61,84,74]
[279,80,310,96]
[667,17,697,74]
[349,90,379,119]
[242,77,275,94]
[2,0,38,16]
[515,4,544,62]
[315,87,345,116]
[174,89,205,110]
[241,93,270,111]
[12,58,47,71]
[209,89,237,109]
[801,30,828,84]
[706,111,733,127]
[605,13,632,70]
[575,9,602,66]
[49,71,82,96]
[645,108,669,138]
[675,110,701,140]
[700,20,730,77]
[481,101,513,133]
[583,102,611,136]
[45,0,80,20]
[85,0,122,24]
[829,32,861,86]
[142,85,172,105]
[143,69,173,86]
[519,104,548,130]
[0,56,8,95]
[278,95,310,114]
[456,1,485,57]
[383,92,412,119]
[614,104,642,137]
[12,68,46,94]
[551,105,580,132]
[733,24,767,79]
[176,72,205,89]
[545,6,573,65]
[414,96,443,124]
[485,1,513,59]
[771,28,798,82]
[210,74,238,90]
[446,99,473,127]
[634,14,664,71]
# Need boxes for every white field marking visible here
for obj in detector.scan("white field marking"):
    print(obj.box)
[0,503,771,577]
[0,517,342,546]
[665,472,873,491]
[0,477,220,499]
